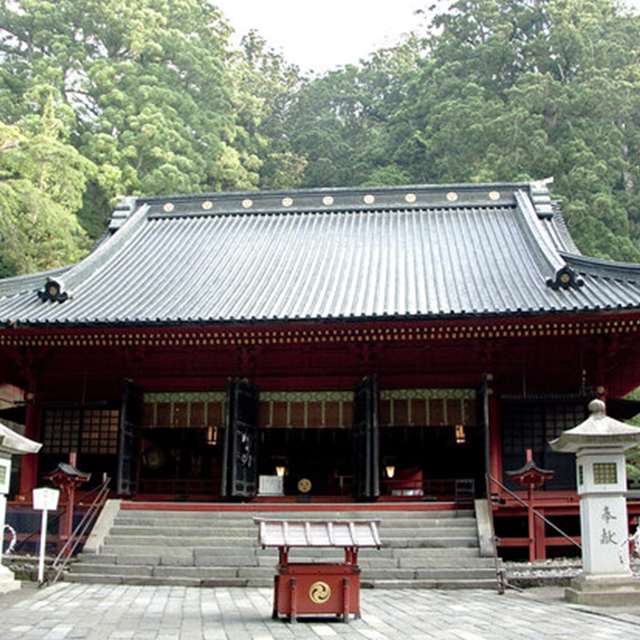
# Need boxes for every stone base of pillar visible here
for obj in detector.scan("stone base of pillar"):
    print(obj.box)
[566,573,640,606]
[0,563,20,594]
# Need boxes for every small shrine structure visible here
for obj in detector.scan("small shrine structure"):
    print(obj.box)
[506,450,555,562]
[255,517,381,622]
[44,454,91,548]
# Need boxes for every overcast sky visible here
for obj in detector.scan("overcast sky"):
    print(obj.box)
[214,0,640,75]
[214,0,427,73]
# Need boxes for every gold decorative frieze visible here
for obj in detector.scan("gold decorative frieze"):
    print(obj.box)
[142,391,226,429]
[1,317,639,349]
[259,390,353,428]
[379,389,477,428]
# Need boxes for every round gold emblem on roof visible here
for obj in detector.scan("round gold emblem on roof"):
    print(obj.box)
[163,202,175,213]
[446,191,458,202]
[242,198,253,209]
[297,478,312,493]
[322,195,334,206]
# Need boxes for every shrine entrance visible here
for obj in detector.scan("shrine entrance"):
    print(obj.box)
[377,388,484,499]
[255,388,359,498]
[258,428,353,496]
[137,391,227,499]
[133,383,485,502]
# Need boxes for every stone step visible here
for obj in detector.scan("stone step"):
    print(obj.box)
[69,561,495,583]
[77,554,492,573]
[103,528,476,547]
[397,556,492,569]
[114,509,472,522]
[381,536,478,548]
[94,543,482,565]
[64,573,255,588]
[104,535,254,547]
[108,520,477,536]
[114,511,475,521]
[68,503,490,589]
[70,563,251,580]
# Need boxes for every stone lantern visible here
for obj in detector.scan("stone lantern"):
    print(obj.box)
[550,399,640,605]
[0,421,41,593]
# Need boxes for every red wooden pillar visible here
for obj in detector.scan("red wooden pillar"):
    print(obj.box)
[488,392,502,482]
[534,507,547,561]
[17,392,40,502]
[527,480,535,562]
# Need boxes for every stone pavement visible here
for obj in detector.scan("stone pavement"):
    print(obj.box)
[1,583,640,639]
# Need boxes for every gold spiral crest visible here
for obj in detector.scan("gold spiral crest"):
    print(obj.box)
[309,581,331,604]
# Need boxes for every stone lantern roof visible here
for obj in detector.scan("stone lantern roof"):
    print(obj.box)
[0,421,41,455]
[549,399,640,453]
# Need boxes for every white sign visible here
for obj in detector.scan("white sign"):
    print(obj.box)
[0,458,11,494]
[258,475,284,496]
[32,487,60,511]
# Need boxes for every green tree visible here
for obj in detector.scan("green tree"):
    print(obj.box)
[395,0,640,260]
[0,0,259,236]
[0,96,91,275]
[232,30,307,190]
[283,36,424,187]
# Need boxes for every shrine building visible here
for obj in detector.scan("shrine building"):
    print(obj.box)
[2,181,640,558]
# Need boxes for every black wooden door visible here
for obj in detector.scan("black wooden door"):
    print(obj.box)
[221,378,259,498]
[116,380,143,496]
[353,375,380,500]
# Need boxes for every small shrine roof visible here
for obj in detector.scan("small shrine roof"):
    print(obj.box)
[254,518,381,548]
[1,182,640,327]
[45,462,91,481]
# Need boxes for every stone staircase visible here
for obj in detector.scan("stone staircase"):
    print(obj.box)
[65,503,498,589]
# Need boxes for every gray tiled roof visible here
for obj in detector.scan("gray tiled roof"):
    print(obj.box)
[1,182,640,327]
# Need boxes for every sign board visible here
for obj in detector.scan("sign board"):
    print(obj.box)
[32,487,60,511]
[0,458,11,494]
[258,475,284,496]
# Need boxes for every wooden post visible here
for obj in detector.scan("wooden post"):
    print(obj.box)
[342,577,351,623]
[290,578,297,623]
[526,449,535,563]
[534,508,547,561]
[272,575,279,619]
[17,395,39,501]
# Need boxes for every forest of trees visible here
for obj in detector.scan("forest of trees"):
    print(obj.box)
[1,0,640,276]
